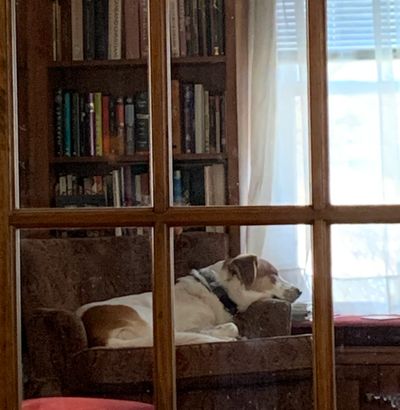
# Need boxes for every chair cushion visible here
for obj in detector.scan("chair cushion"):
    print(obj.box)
[22,397,154,410]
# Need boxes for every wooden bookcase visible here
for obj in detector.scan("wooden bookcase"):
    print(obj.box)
[16,0,239,247]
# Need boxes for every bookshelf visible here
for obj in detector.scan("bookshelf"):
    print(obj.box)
[16,0,239,242]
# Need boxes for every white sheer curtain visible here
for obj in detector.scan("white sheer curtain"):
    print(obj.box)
[237,0,312,304]
[238,0,400,314]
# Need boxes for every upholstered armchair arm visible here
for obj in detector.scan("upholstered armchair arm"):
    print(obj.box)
[24,308,87,396]
[234,299,292,339]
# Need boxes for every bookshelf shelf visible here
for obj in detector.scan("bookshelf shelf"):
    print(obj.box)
[48,56,226,70]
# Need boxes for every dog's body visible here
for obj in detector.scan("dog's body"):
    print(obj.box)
[76,254,301,347]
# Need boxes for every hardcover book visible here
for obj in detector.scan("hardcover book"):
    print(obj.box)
[71,0,84,60]
[124,0,141,59]
[94,0,109,59]
[108,0,122,59]
[134,91,149,152]
[83,0,96,60]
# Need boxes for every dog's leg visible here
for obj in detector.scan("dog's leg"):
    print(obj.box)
[175,331,236,345]
[198,323,239,339]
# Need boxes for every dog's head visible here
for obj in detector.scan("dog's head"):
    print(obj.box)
[223,254,302,303]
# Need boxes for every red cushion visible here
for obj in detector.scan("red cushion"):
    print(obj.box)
[22,397,154,410]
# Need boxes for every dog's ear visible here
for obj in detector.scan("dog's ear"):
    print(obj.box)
[227,254,258,288]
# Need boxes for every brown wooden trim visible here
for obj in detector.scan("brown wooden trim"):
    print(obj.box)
[308,1,336,409]
[0,0,19,408]
[152,223,176,409]
[336,347,400,365]
[312,222,336,410]
[149,0,176,408]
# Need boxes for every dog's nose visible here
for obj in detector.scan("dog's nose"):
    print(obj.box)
[296,289,302,296]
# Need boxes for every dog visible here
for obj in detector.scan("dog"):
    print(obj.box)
[76,254,301,347]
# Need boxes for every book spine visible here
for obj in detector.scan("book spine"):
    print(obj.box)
[123,165,133,206]
[216,0,225,55]
[71,92,81,156]
[204,90,210,153]
[190,0,199,56]
[94,0,109,59]
[54,88,63,156]
[170,0,180,57]
[134,91,150,152]
[212,163,226,205]
[140,173,150,205]
[71,0,84,60]
[94,92,103,156]
[215,94,221,153]
[63,91,72,156]
[208,94,216,153]
[220,93,225,152]
[134,173,142,204]
[194,83,204,153]
[173,169,183,205]
[198,0,208,56]
[125,96,135,155]
[182,83,194,153]
[124,0,141,59]
[116,96,125,155]
[102,95,111,155]
[108,0,122,59]
[79,94,88,156]
[109,96,118,154]
[178,0,187,57]
[209,0,218,56]
[83,0,96,60]
[87,92,96,156]
[171,79,182,154]
[139,0,149,58]
[184,0,192,56]
[204,165,213,205]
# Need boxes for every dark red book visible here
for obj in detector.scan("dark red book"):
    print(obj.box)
[124,0,140,59]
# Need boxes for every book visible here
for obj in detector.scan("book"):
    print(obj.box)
[170,0,180,57]
[123,165,133,206]
[83,0,96,60]
[173,169,183,204]
[141,173,150,205]
[54,88,63,156]
[184,0,192,56]
[94,0,109,59]
[108,0,122,59]
[178,0,187,57]
[182,83,194,153]
[125,96,135,155]
[115,96,125,155]
[63,91,72,156]
[134,91,149,152]
[87,92,96,156]
[194,83,205,153]
[124,0,141,59]
[94,92,103,156]
[198,0,208,56]
[204,90,210,152]
[171,79,182,154]
[216,0,225,56]
[139,0,149,58]
[190,0,199,56]
[215,94,221,153]
[71,92,81,156]
[211,163,225,205]
[102,95,111,155]
[79,94,88,156]
[71,0,84,60]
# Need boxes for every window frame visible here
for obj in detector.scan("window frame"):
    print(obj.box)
[4,0,392,409]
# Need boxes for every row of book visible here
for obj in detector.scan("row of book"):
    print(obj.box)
[54,89,149,157]
[172,80,225,154]
[54,163,226,207]
[169,0,225,58]
[53,0,225,62]
[55,167,150,207]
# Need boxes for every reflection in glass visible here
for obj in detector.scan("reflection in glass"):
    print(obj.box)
[20,228,153,403]
[332,224,400,315]
[328,1,400,204]
[170,0,310,207]
[15,1,151,208]
[172,225,313,409]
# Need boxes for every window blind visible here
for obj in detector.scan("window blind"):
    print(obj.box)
[277,0,400,52]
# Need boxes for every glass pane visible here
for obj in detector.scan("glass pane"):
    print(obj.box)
[332,224,400,409]
[169,0,310,207]
[172,225,313,409]
[16,0,151,208]
[327,1,400,205]
[19,227,154,406]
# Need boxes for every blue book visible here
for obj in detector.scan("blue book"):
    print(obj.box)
[173,169,183,205]
[63,91,72,156]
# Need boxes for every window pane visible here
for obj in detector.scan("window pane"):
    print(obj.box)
[15,1,151,208]
[328,0,400,205]
[172,225,313,408]
[332,224,400,409]
[169,0,310,207]
[19,228,154,406]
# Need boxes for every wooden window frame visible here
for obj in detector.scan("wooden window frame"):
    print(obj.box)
[4,0,400,409]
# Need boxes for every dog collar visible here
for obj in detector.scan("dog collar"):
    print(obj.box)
[190,268,238,316]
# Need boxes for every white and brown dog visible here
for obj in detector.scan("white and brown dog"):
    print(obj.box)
[76,254,301,347]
